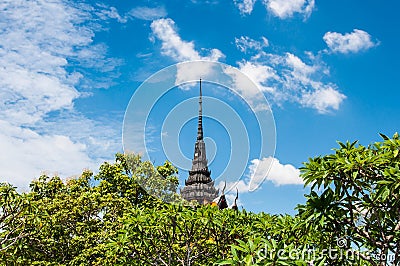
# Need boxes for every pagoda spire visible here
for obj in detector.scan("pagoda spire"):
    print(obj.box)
[180,79,219,204]
[197,78,203,140]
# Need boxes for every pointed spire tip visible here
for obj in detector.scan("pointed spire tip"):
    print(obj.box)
[197,78,203,140]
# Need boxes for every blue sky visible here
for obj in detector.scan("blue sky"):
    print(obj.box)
[1,0,399,214]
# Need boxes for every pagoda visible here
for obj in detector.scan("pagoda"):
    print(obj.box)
[180,79,219,204]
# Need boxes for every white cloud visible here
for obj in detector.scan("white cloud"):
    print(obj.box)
[233,51,346,113]
[191,0,220,4]
[283,52,346,112]
[150,18,224,62]
[0,67,79,125]
[0,120,96,191]
[175,61,219,86]
[96,5,128,23]
[237,61,277,93]
[301,86,346,113]
[235,36,269,53]
[250,157,303,186]
[129,6,167,21]
[96,5,167,23]
[0,0,121,125]
[222,157,303,194]
[223,63,274,112]
[234,0,257,15]
[323,29,377,54]
[262,0,315,19]
[285,52,316,75]
[0,1,85,126]
[0,0,121,189]
[233,0,315,18]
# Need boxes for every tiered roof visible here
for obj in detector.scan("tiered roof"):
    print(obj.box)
[181,80,219,204]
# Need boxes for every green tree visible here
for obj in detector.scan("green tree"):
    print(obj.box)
[3,135,399,265]
[217,214,326,266]
[298,133,400,266]
[0,153,180,265]
[0,183,36,262]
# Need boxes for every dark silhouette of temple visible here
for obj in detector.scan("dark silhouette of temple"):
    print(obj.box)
[180,80,219,204]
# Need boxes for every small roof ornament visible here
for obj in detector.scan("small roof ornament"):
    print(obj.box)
[217,181,228,210]
[231,188,239,211]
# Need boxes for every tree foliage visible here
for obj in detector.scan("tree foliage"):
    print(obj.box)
[0,134,399,265]
[298,133,400,265]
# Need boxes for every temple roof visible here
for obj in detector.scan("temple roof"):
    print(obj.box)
[181,79,218,204]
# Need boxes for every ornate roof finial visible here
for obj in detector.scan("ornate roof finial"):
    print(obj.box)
[222,180,226,195]
[218,181,228,210]
[232,188,239,211]
[197,79,203,140]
